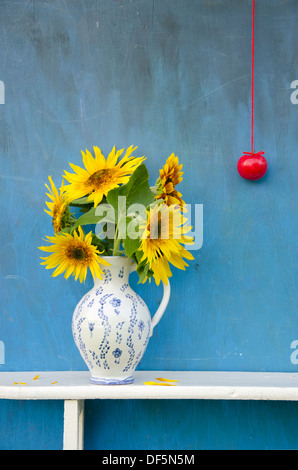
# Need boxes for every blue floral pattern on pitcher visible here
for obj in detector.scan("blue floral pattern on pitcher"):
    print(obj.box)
[72,257,153,385]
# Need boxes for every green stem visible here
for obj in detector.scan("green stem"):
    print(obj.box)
[113,225,121,256]
[113,238,121,256]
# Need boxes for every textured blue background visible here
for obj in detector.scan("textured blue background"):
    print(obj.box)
[1,0,298,450]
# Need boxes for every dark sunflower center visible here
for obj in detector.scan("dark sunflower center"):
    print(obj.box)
[148,213,163,239]
[72,248,86,260]
[86,169,114,189]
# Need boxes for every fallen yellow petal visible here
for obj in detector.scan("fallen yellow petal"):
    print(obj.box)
[20,382,27,385]
[143,381,176,386]
[156,377,179,382]
[32,375,40,380]
[13,382,19,385]
[51,381,58,385]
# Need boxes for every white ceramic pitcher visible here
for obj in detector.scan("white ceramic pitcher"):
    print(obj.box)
[72,256,170,384]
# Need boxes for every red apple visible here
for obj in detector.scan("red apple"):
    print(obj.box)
[237,151,267,180]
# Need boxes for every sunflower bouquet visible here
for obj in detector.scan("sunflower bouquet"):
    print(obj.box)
[39,146,194,285]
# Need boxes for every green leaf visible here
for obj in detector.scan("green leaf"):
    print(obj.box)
[74,204,115,229]
[69,196,92,206]
[91,234,114,256]
[106,164,154,256]
[74,207,98,227]
[123,236,141,258]
[135,249,144,263]
[58,226,75,235]
[136,260,154,284]
[107,164,154,214]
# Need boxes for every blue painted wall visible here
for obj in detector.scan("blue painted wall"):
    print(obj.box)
[1,0,298,450]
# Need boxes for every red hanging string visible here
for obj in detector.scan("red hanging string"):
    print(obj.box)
[240,0,265,160]
[237,0,267,180]
[251,0,255,153]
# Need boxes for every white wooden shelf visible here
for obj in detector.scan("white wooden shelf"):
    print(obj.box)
[1,370,298,450]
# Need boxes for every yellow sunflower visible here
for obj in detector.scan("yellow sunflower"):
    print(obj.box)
[138,204,194,285]
[63,145,146,207]
[155,153,185,210]
[44,176,69,234]
[39,226,110,283]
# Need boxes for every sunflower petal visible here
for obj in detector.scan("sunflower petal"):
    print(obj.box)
[39,229,110,283]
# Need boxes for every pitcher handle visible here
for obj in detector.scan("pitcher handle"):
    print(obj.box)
[129,263,171,337]
[149,280,171,337]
